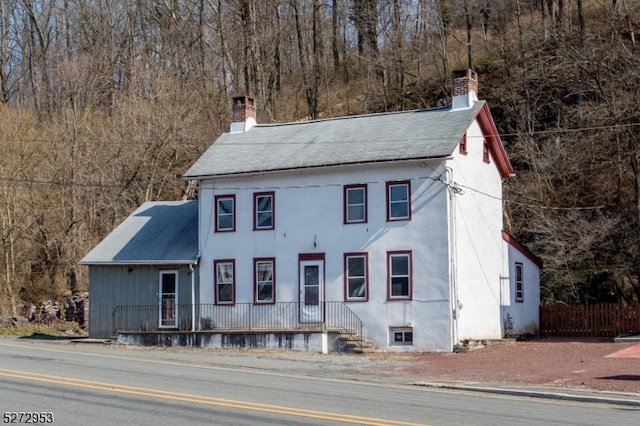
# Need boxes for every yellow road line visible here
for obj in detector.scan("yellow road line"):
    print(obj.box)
[0,368,427,426]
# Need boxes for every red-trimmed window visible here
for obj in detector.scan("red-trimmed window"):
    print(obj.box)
[387,251,412,300]
[459,133,468,155]
[386,181,411,221]
[483,139,491,163]
[254,258,276,304]
[344,253,368,301]
[254,192,275,230]
[215,195,235,232]
[515,262,524,303]
[344,184,367,224]
[214,259,235,304]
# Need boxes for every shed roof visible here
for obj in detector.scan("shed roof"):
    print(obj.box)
[184,102,493,179]
[80,201,198,265]
[502,231,544,269]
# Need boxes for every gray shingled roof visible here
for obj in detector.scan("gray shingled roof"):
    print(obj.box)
[80,201,198,265]
[184,102,485,178]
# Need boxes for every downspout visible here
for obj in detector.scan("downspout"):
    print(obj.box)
[190,254,200,332]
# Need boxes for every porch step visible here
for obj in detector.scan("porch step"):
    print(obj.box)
[337,332,376,354]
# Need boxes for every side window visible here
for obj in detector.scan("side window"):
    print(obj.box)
[254,258,276,304]
[344,253,368,301]
[214,260,235,304]
[215,195,235,232]
[344,184,367,224]
[515,262,524,302]
[459,133,468,155]
[254,192,275,230]
[387,251,412,300]
[386,181,411,221]
[483,139,491,163]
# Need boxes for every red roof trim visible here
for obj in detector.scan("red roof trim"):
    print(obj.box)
[502,231,543,268]
[476,104,514,179]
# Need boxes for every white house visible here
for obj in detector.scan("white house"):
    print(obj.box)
[177,69,541,352]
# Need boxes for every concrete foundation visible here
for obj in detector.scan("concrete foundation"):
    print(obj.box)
[115,330,348,354]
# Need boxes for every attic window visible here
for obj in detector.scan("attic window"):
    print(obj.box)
[459,134,468,155]
[483,139,491,164]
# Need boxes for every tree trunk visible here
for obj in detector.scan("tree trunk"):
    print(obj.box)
[463,0,473,69]
[332,0,340,73]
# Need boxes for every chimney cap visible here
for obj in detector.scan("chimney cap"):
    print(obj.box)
[230,95,257,133]
[232,94,255,103]
[452,69,478,80]
[451,69,478,110]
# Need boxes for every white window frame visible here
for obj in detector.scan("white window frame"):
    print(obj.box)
[254,258,275,304]
[254,192,274,230]
[344,184,367,224]
[214,260,235,305]
[215,195,235,232]
[390,327,413,346]
[344,253,368,301]
[387,251,412,300]
[159,270,178,328]
[387,181,411,221]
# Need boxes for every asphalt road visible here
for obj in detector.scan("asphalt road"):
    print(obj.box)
[0,338,638,426]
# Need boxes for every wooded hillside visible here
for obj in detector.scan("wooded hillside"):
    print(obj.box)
[0,0,638,315]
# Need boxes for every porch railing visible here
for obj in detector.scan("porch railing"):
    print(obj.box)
[112,301,364,347]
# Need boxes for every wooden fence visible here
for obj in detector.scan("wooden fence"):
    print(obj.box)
[539,303,640,337]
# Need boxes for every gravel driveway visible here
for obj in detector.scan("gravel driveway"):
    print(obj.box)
[358,337,640,393]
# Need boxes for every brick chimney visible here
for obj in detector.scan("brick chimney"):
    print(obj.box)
[451,69,478,110]
[230,95,257,133]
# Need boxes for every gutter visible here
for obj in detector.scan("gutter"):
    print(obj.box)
[183,156,451,181]
[190,254,200,332]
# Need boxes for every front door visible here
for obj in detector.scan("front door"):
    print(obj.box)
[159,270,178,328]
[299,258,324,323]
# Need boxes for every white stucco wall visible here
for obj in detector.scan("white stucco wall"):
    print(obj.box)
[448,119,506,342]
[197,161,454,351]
[502,243,541,336]
[195,112,514,351]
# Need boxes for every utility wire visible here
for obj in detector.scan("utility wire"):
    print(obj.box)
[0,169,609,211]
[456,183,606,211]
[0,121,639,146]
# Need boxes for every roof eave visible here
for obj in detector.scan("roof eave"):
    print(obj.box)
[183,156,452,180]
[80,259,198,266]
[502,231,543,269]
[476,103,514,179]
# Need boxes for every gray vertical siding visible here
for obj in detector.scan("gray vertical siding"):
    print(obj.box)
[88,264,197,338]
